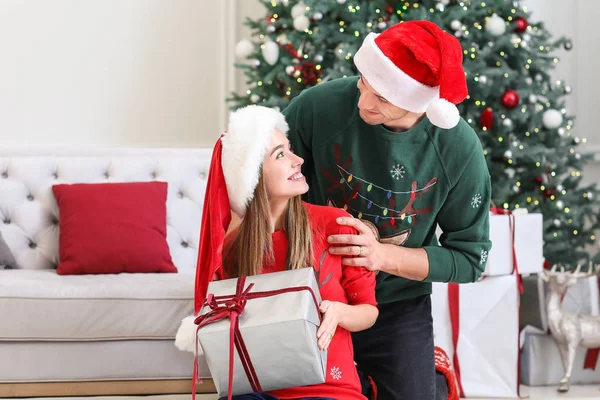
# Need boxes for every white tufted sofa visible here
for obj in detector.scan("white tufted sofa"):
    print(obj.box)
[0,148,215,396]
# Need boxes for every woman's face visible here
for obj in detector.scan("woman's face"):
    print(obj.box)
[262,129,309,202]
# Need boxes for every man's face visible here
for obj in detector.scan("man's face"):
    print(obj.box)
[357,76,409,126]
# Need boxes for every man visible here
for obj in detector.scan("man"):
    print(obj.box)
[282,20,492,400]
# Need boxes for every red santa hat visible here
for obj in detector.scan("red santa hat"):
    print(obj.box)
[190,105,288,316]
[353,20,468,129]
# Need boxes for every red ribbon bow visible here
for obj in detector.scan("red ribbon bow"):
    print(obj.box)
[191,276,322,400]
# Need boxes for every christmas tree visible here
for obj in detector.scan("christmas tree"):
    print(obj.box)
[230,0,599,267]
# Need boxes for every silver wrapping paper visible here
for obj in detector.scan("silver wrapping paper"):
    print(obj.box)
[197,268,327,397]
[520,332,600,385]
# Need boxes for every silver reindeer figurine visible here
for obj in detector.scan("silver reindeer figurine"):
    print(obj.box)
[542,262,600,392]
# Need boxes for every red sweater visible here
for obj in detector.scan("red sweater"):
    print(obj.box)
[218,203,377,400]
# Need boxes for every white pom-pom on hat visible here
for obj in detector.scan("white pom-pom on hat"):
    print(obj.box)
[426,98,460,129]
[174,315,203,355]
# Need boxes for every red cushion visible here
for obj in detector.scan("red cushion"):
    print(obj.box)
[52,181,177,275]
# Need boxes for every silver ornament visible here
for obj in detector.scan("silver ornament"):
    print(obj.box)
[513,185,520,193]
[529,94,537,104]
[486,14,506,36]
[436,3,445,11]
[377,21,387,30]
[479,75,487,84]
[250,94,260,103]
[556,200,564,209]
[553,219,561,227]
[526,77,533,85]
[574,137,580,144]
[285,65,295,75]
[535,74,543,81]
[336,0,346,4]
[565,86,572,94]
[451,20,462,31]
[504,150,513,159]
[440,0,450,4]
[557,185,564,192]
[267,25,276,33]
[252,59,261,68]
[313,12,323,20]
[558,128,566,136]
[454,30,463,38]
[587,192,594,200]
[503,118,513,128]
[291,2,306,18]
[314,54,323,63]
[575,153,581,160]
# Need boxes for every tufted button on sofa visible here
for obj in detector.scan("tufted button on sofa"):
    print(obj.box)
[0,148,215,394]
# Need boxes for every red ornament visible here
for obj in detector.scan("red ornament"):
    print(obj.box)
[534,176,543,185]
[501,89,520,109]
[284,44,300,60]
[514,16,528,33]
[386,5,394,14]
[300,61,320,86]
[480,108,494,129]
[543,259,551,269]
[545,189,554,197]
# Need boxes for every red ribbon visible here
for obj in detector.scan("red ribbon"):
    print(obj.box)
[191,276,321,400]
[448,283,465,398]
[584,275,600,370]
[490,208,524,294]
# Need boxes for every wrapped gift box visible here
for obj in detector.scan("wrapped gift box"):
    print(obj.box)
[436,211,543,276]
[486,211,543,276]
[520,274,599,331]
[432,275,520,398]
[197,268,326,397]
[521,331,600,385]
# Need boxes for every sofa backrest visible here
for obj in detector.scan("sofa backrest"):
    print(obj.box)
[0,148,212,273]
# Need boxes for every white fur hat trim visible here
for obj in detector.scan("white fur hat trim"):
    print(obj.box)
[221,106,289,217]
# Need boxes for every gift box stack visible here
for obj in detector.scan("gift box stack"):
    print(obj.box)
[433,209,544,397]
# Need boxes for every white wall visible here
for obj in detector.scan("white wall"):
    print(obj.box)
[0,0,234,148]
[0,0,597,164]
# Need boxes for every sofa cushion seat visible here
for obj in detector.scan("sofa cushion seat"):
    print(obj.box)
[0,269,194,341]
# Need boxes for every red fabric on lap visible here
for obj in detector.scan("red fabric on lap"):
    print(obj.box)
[52,181,177,275]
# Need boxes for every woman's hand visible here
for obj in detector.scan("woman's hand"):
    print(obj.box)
[317,300,342,351]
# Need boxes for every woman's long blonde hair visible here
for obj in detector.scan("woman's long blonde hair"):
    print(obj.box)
[224,173,313,278]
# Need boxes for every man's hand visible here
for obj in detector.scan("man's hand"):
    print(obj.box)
[327,216,385,272]
[317,300,342,351]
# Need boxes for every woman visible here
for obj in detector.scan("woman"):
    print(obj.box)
[176,105,378,400]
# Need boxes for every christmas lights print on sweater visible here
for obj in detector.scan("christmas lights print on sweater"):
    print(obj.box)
[322,142,438,246]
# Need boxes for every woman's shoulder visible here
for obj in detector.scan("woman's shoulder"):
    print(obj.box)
[303,202,357,236]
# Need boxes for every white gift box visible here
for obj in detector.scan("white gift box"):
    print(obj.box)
[435,211,543,277]
[432,275,520,398]
[521,331,600,385]
[486,211,543,276]
[520,274,600,332]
